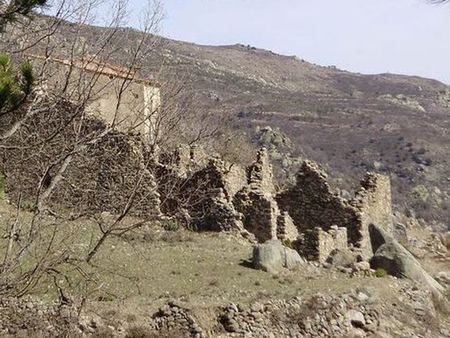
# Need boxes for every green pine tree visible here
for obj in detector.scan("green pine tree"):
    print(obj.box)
[0,0,47,32]
[0,53,34,112]
[0,1,44,113]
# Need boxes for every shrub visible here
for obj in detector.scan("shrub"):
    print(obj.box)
[375,268,387,278]
[282,239,293,249]
[162,219,180,232]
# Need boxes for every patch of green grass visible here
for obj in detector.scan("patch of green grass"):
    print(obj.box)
[282,239,293,249]
[161,219,180,232]
[375,268,387,278]
[0,201,405,309]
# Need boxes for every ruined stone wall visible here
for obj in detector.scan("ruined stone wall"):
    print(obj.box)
[298,226,348,262]
[156,156,246,232]
[158,144,210,178]
[276,212,299,242]
[246,148,276,194]
[234,149,279,242]
[276,161,360,241]
[351,173,393,258]
[234,190,279,242]
[276,161,394,260]
[1,101,161,218]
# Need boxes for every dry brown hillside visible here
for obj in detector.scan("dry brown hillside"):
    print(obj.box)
[144,38,450,229]
[4,17,450,228]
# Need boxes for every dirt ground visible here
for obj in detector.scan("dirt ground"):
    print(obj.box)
[0,199,449,337]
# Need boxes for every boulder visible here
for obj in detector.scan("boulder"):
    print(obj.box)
[346,309,365,328]
[369,224,450,313]
[253,240,304,273]
[326,248,357,268]
[371,241,444,290]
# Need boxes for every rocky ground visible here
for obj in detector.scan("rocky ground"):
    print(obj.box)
[0,15,450,338]
[0,199,448,337]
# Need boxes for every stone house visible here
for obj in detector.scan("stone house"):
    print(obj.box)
[29,54,161,142]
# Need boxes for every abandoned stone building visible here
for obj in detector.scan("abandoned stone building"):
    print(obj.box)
[156,145,394,262]
[29,54,161,142]
[5,53,395,265]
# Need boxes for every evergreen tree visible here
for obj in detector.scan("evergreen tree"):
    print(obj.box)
[0,1,44,115]
[0,0,47,32]
[0,53,34,113]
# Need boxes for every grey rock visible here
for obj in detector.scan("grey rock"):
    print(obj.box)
[346,310,365,328]
[369,224,450,314]
[370,225,444,292]
[253,240,304,273]
[393,223,408,244]
[356,292,369,303]
[253,240,283,273]
[326,248,356,267]
[352,261,371,272]
[250,303,264,313]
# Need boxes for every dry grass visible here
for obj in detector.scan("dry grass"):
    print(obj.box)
[0,199,400,308]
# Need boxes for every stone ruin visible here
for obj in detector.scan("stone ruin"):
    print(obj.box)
[297,226,348,263]
[156,145,394,262]
[2,109,394,263]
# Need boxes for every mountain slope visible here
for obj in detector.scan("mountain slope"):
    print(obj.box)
[147,37,450,227]
[3,19,450,227]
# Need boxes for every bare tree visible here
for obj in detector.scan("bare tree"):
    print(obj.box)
[0,0,167,297]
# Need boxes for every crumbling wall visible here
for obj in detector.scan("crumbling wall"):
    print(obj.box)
[234,190,279,242]
[351,173,393,258]
[276,160,360,241]
[234,149,280,242]
[199,188,244,232]
[1,99,161,218]
[297,226,348,262]
[277,212,299,242]
[158,144,210,178]
[246,147,276,194]
[156,156,246,232]
[276,161,394,260]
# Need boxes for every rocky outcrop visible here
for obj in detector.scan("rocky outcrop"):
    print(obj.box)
[369,224,450,313]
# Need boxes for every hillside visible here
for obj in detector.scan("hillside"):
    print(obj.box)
[146,37,450,228]
[3,17,450,227]
[1,14,450,337]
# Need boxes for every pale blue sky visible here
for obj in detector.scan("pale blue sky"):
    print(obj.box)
[131,0,450,84]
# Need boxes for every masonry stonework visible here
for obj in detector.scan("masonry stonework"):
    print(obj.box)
[276,212,299,242]
[297,226,348,263]
[234,149,280,242]
[275,160,393,260]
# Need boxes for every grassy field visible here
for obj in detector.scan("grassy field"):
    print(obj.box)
[0,200,397,305]
[1,198,448,332]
